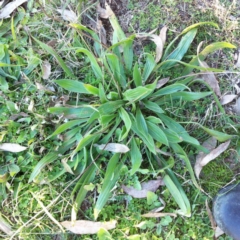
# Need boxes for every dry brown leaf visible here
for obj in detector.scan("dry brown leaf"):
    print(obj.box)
[60,220,117,234]
[57,9,77,22]
[195,139,230,179]
[0,143,27,152]
[0,0,27,19]
[94,143,130,153]
[156,77,170,89]
[10,112,29,121]
[220,94,237,105]
[42,61,51,80]
[199,61,221,97]
[141,212,177,218]
[122,178,164,198]
[150,35,163,63]
[97,3,114,19]
[215,226,224,238]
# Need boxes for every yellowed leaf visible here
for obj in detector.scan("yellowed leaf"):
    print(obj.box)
[60,220,117,234]
[141,212,177,218]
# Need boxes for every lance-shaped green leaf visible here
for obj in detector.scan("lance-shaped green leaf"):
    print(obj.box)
[47,119,87,139]
[129,138,142,175]
[162,22,219,60]
[98,100,125,115]
[99,83,108,103]
[170,143,199,188]
[133,62,142,87]
[48,106,96,119]
[161,128,182,143]
[183,42,236,75]
[74,133,100,153]
[69,23,102,56]
[158,114,199,145]
[118,107,132,141]
[94,153,125,219]
[143,100,165,113]
[142,53,156,82]
[147,121,169,146]
[123,34,135,71]
[54,79,98,95]
[72,163,97,221]
[123,81,156,102]
[32,37,74,77]
[106,53,126,88]
[130,111,156,154]
[29,152,59,183]
[159,91,212,102]
[76,48,103,80]
[163,174,191,217]
[160,28,197,70]
[151,83,188,98]
[201,126,233,142]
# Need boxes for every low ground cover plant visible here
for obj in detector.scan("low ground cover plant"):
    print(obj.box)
[0,1,238,239]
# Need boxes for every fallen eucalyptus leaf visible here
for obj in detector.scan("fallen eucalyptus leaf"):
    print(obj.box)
[141,212,177,218]
[156,77,170,89]
[60,220,117,234]
[122,178,164,198]
[94,143,130,153]
[42,61,51,80]
[199,61,221,96]
[159,26,168,46]
[220,94,237,105]
[0,0,27,19]
[0,143,27,152]
[194,138,230,179]
[57,9,77,22]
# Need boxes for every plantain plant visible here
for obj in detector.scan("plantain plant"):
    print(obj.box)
[29,4,235,219]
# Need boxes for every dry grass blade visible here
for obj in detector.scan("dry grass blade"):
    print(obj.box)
[122,178,164,198]
[194,138,231,179]
[235,97,240,115]
[60,220,117,234]
[0,143,27,152]
[205,199,216,229]
[0,0,27,19]
[199,61,221,96]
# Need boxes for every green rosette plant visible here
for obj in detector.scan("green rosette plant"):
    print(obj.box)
[30,4,235,219]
